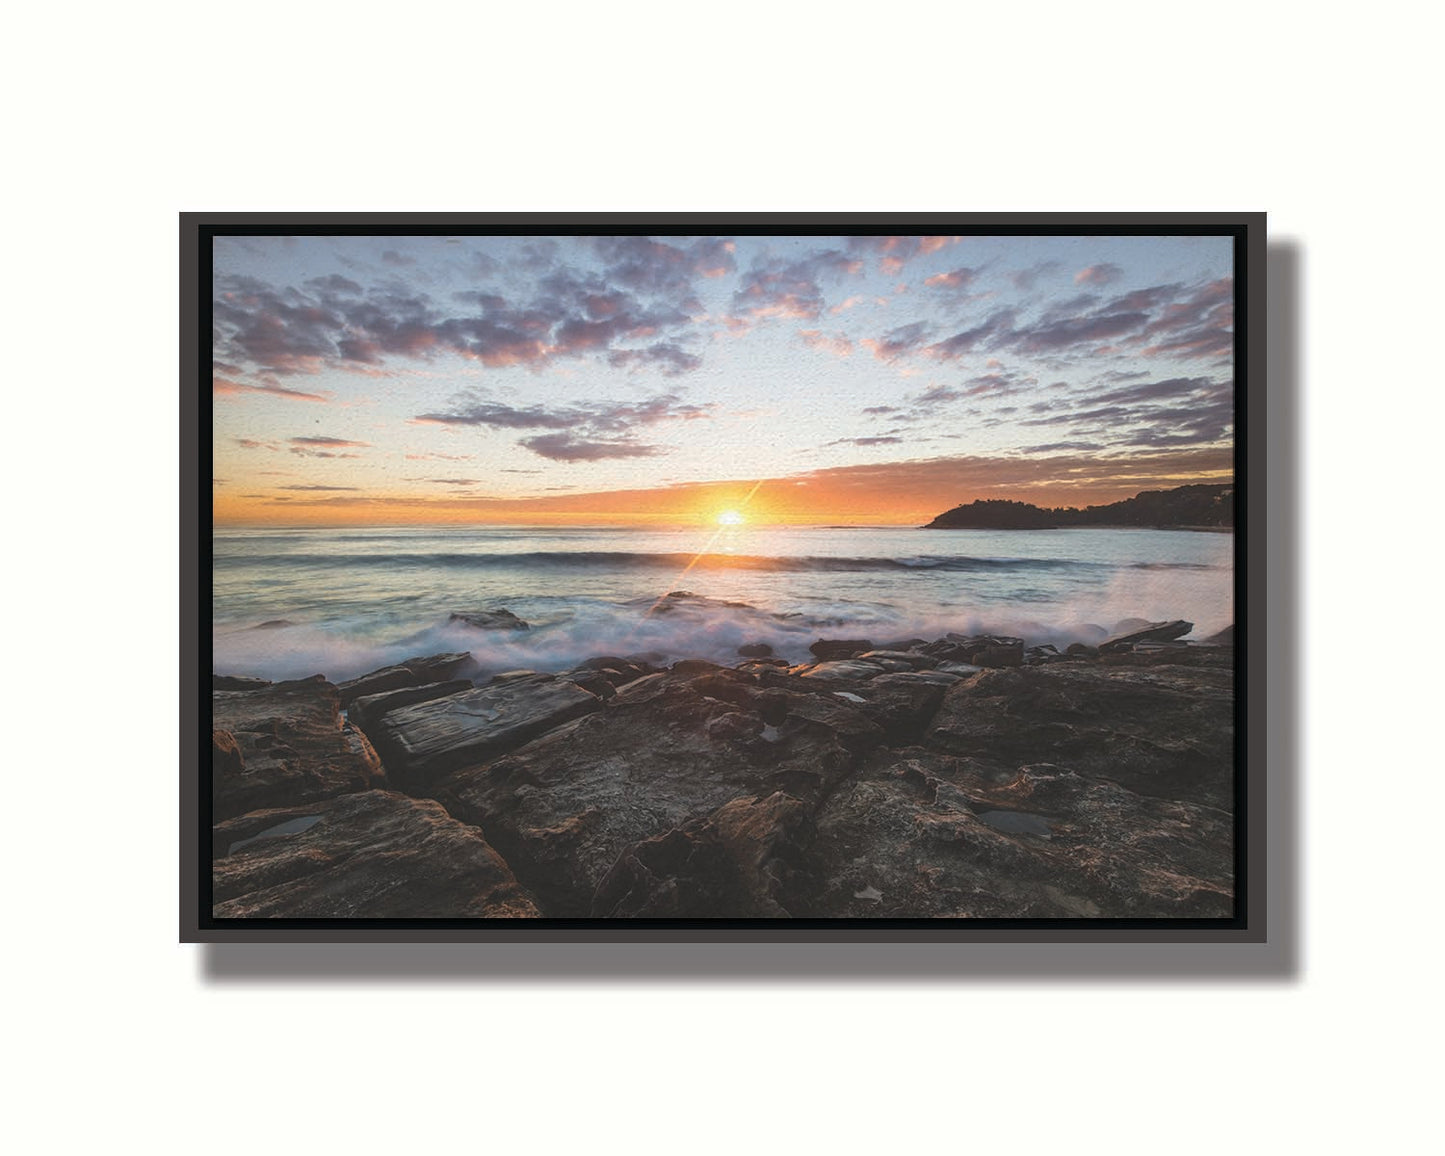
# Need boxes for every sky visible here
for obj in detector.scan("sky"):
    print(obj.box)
[211,232,1235,526]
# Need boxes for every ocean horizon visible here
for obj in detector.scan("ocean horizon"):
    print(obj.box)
[213,522,1233,683]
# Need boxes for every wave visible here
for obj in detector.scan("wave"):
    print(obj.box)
[213,549,1220,575]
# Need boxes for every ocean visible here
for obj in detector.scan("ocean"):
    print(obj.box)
[212,524,1234,683]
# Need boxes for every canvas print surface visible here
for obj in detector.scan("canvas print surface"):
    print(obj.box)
[207,229,1239,924]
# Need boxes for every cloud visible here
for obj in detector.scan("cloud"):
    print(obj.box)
[730,249,863,325]
[1075,263,1123,286]
[1139,278,1234,359]
[924,267,981,290]
[1011,310,1150,353]
[1018,441,1104,453]
[1008,261,1061,291]
[414,388,709,461]
[926,311,1017,359]
[606,343,703,375]
[278,484,361,491]
[518,433,666,461]
[798,330,854,358]
[920,278,1235,362]
[1019,375,1233,450]
[825,436,905,447]
[234,438,279,450]
[213,247,718,386]
[289,436,370,448]
[861,321,931,361]
[426,478,480,485]
[213,376,329,402]
[404,451,474,462]
[848,236,962,274]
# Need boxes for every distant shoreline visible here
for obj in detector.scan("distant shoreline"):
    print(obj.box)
[920,524,1232,534]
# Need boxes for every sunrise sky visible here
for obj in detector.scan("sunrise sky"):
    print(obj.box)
[211,232,1235,526]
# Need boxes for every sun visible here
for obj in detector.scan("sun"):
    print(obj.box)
[716,509,746,526]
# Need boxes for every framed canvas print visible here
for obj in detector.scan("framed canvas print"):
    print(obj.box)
[182,213,1264,942]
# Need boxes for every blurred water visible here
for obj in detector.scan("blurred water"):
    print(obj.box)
[212,524,1233,682]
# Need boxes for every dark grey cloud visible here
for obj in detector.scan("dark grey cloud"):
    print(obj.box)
[825,435,905,447]
[924,267,982,290]
[863,321,932,361]
[917,278,1234,362]
[927,311,1017,359]
[730,249,862,324]
[214,243,719,381]
[846,235,960,273]
[415,389,709,461]
[607,343,703,375]
[289,436,371,448]
[1019,375,1233,450]
[1019,441,1104,453]
[518,433,666,462]
[1011,310,1150,353]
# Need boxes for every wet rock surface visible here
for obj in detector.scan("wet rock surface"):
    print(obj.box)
[211,616,1236,920]
[212,790,538,918]
[211,676,385,821]
[369,676,603,793]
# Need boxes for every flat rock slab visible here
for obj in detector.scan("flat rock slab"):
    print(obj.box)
[212,676,385,821]
[1098,619,1192,652]
[798,659,887,681]
[347,679,475,732]
[924,663,1233,807]
[792,750,1232,919]
[432,672,869,914]
[212,790,538,918]
[372,678,603,792]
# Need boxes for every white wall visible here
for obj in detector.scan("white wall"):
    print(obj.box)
[5,3,1437,1153]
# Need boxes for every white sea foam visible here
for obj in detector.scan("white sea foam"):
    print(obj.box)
[211,524,1234,682]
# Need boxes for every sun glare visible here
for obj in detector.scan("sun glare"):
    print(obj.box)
[716,509,746,526]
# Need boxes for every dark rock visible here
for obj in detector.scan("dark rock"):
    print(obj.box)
[562,670,618,701]
[432,676,870,914]
[1065,642,1099,658]
[591,793,813,917]
[1112,617,1155,635]
[809,638,873,660]
[211,790,539,918]
[213,674,272,691]
[737,642,774,658]
[1097,619,1194,653]
[370,678,603,793]
[859,650,940,670]
[213,729,244,778]
[347,679,475,733]
[212,676,386,821]
[789,748,1232,918]
[924,662,1233,807]
[449,608,530,632]
[575,656,648,683]
[798,659,886,681]
[337,665,418,707]
[1201,624,1235,646]
[671,658,725,678]
[399,652,477,682]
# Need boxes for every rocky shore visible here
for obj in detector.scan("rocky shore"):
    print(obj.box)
[210,594,1236,920]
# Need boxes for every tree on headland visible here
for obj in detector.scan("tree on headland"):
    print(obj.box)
[922,483,1233,529]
